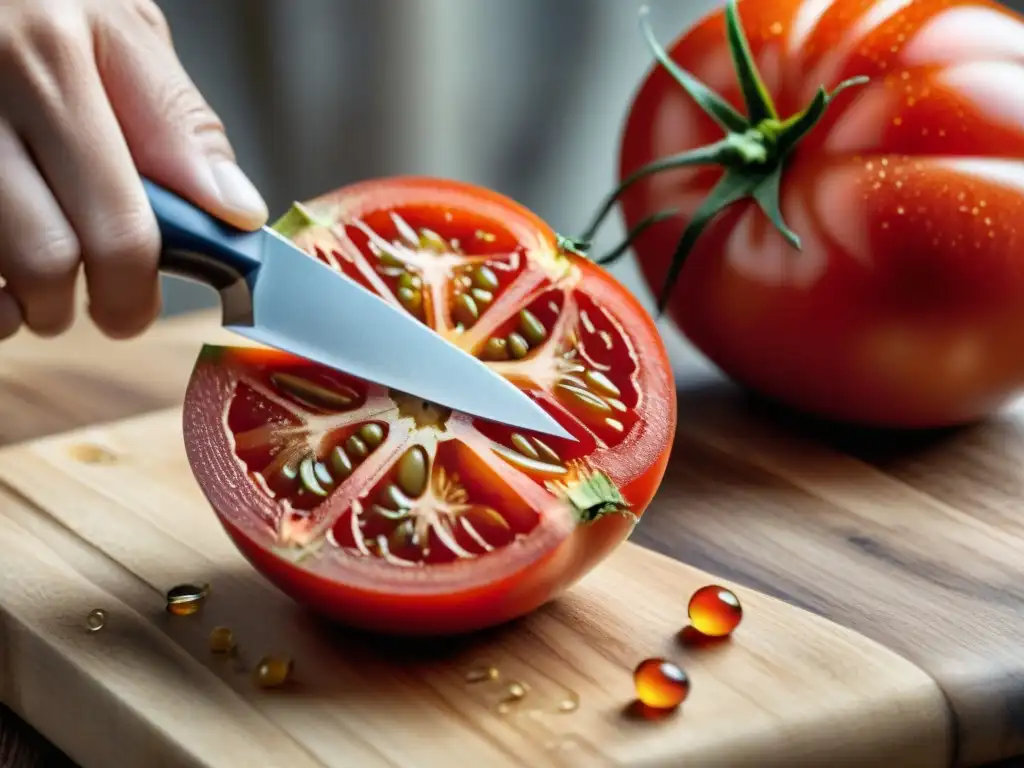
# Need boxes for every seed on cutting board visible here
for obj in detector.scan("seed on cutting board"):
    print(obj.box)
[507,333,530,359]
[359,423,385,448]
[69,444,118,464]
[584,369,620,398]
[208,626,236,654]
[482,338,509,361]
[329,446,354,478]
[558,692,580,713]
[633,658,689,710]
[298,457,329,496]
[165,584,209,616]
[396,446,429,496]
[518,310,546,346]
[270,373,356,411]
[472,265,499,291]
[85,609,106,632]
[454,293,479,325]
[345,435,369,461]
[254,656,293,688]
[465,666,500,683]
[505,682,527,700]
[510,433,539,460]
[688,585,743,638]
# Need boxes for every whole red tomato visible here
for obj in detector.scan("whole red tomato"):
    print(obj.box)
[183,177,676,635]
[594,0,1024,428]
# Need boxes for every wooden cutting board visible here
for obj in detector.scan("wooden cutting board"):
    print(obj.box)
[0,408,950,768]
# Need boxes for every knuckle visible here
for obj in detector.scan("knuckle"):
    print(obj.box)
[13,227,81,284]
[132,0,172,40]
[85,209,160,272]
[20,6,87,63]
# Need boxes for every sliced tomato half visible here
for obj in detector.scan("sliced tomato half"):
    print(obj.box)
[183,177,676,635]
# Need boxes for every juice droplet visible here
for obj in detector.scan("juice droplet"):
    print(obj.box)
[688,584,742,637]
[504,681,527,700]
[165,583,209,616]
[254,656,293,688]
[558,692,580,713]
[633,658,689,710]
[85,609,106,632]
[69,444,118,464]
[465,666,499,683]
[208,626,236,654]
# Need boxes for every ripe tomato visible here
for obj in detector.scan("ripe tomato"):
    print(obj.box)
[182,177,676,635]
[607,0,1024,428]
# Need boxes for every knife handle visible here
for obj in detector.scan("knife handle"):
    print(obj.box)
[143,177,263,292]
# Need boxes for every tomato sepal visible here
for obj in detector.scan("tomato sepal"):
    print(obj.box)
[548,465,634,526]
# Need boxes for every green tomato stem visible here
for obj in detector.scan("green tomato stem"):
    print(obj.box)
[580,0,870,315]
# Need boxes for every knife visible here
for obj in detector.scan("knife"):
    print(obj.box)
[144,177,574,441]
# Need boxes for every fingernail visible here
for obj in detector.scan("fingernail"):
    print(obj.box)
[210,160,268,226]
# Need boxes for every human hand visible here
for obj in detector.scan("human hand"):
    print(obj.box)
[0,0,269,342]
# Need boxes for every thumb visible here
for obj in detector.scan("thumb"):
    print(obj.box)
[95,12,268,231]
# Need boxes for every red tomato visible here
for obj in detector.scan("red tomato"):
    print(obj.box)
[612,0,1024,428]
[183,177,676,635]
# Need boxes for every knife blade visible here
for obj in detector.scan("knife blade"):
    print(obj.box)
[144,177,574,442]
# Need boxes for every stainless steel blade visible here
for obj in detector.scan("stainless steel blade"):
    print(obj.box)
[227,227,575,441]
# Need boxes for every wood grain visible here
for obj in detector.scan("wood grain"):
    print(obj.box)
[0,408,950,768]
[0,309,232,448]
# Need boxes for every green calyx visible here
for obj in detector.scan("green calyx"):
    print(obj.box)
[271,201,326,240]
[579,1,869,312]
[551,465,634,525]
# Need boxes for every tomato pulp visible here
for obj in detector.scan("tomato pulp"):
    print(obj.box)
[608,0,1024,428]
[183,177,676,635]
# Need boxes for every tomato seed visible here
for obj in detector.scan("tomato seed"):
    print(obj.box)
[390,519,416,549]
[397,286,423,314]
[378,250,405,268]
[313,461,335,488]
[557,383,612,413]
[518,310,547,346]
[472,265,499,291]
[396,446,429,497]
[470,288,493,305]
[359,423,385,448]
[584,369,620,398]
[454,293,479,325]
[419,228,447,252]
[482,338,509,361]
[398,272,422,290]
[345,435,369,461]
[329,446,353,478]
[511,433,540,460]
[270,373,357,411]
[507,333,530,359]
[299,457,329,497]
[474,229,497,243]
[532,438,561,464]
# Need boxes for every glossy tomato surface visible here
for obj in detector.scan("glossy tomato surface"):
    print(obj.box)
[183,177,676,635]
[620,0,1024,428]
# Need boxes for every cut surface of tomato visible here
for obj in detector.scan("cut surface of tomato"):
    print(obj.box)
[606,0,1024,428]
[183,177,676,635]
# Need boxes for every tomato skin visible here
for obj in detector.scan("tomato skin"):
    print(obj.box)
[619,0,1024,428]
[183,177,676,636]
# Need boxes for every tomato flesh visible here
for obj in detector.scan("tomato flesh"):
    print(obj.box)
[619,0,1024,428]
[183,177,676,635]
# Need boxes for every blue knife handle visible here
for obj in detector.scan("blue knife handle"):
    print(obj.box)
[143,176,263,293]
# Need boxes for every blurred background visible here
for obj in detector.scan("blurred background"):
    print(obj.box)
[154,0,718,364]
